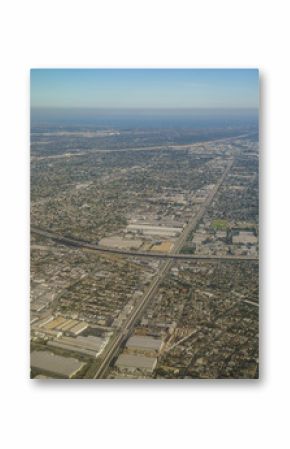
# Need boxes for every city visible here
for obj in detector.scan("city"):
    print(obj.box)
[31,117,259,379]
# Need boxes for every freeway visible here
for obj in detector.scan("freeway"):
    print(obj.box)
[31,226,257,262]
[31,132,252,161]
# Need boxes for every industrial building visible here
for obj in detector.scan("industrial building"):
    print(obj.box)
[126,335,164,353]
[31,315,53,327]
[126,224,182,237]
[34,315,88,336]
[115,354,157,373]
[47,335,107,358]
[31,350,85,379]
[68,322,89,336]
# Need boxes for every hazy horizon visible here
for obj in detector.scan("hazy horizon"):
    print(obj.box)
[31,106,258,130]
[31,69,259,109]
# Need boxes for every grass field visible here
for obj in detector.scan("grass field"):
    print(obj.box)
[211,219,229,230]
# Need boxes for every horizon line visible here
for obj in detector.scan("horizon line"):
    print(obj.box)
[31,106,259,110]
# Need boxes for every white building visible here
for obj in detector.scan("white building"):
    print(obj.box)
[126,224,182,238]
[126,335,164,353]
[115,354,157,373]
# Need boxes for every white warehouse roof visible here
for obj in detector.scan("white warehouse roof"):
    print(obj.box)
[127,224,182,236]
[126,335,164,352]
[31,350,85,378]
[115,354,157,372]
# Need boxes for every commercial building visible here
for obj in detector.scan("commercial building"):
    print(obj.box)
[47,335,107,358]
[126,224,182,238]
[68,322,89,336]
[35,316,88,336]
[31,350,85,378]
[126,335,164,353]
[115,354,157,373]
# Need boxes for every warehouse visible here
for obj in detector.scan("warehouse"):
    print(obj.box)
[48,335,107,358]
[41,316,67,330]
[37,315,88,336]
[126,335,164,353]
[57,319,79,331]
[126,224,182,237]
[31,350,85,379]
[68,321,88,336]
[115,354,157,373]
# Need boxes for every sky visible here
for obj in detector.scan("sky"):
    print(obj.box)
[30,69,259,109]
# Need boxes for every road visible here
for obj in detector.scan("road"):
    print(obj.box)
[31,132,253,161]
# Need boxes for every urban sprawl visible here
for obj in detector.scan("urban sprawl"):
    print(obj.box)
[31,126,259,379]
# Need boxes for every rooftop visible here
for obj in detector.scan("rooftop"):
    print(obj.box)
[31,350,85,378]
[115,354,157,372]
[126,335,164,352]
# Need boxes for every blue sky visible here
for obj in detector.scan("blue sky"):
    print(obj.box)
[31,69,259,109]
